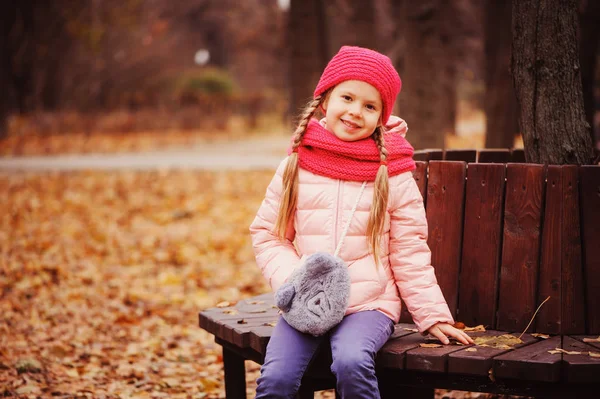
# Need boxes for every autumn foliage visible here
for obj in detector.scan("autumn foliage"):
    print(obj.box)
[1,170,273,398]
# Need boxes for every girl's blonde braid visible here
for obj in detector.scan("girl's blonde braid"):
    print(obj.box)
[275,95,325,239]
[368,127,390,266]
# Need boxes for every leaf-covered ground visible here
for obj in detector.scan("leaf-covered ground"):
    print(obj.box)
[1,170,276,398]
[1,169,528,398]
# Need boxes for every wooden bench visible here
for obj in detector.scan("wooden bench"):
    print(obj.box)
[199,154,600,398]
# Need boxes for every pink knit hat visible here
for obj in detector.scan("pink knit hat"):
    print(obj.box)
[314,46,402,124]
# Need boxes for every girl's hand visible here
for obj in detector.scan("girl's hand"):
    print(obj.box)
[427,322,474,345]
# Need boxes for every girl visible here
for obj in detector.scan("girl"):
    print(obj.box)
[249,46,473,399]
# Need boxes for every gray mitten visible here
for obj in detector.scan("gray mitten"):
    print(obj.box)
[275,252,351,337]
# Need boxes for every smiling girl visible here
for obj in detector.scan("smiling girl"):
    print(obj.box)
[249,45,473,399]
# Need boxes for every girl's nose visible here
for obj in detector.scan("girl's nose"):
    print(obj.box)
[348,103,362,117]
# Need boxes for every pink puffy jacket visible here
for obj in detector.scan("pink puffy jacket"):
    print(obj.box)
[249,124,454,333]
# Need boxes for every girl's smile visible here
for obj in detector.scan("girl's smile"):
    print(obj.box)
[323,80,383,141]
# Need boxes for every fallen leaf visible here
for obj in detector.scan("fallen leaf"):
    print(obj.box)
[548,348,582,355]
[403,328,419,332]
[419,343,442,348]
[237,319,247,324]
[473,334,522,349]
[464,325,486,332]
[531,333,550,339]
[466,348,478,352]
[215,301,231,308]
[583,336,600,343]
[247,300,265,305]
[222,309,238,315]
[453,321,465,329]
[589,352,600,358]
[263,321,277,327]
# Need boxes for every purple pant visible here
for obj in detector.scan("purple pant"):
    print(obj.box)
[255,310,394,399]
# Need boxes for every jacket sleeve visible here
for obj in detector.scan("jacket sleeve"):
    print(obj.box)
[249,157,304,292]
[388,174,454,333]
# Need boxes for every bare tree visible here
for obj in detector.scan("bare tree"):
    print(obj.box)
[512,0,594,164]
[484,0,520,148]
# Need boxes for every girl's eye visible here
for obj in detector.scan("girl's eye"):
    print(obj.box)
[366,104,376,111]
[342,95,352,101]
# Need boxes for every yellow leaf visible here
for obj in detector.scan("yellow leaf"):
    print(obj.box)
[403,328,419,332]
[263,321,277,327]
[222,309,238,315]
[464,325,486,332]
[589,352,600,358]
[419,343,442,348]
[65,368,80,377]
[216,301,230,308]
[466,348,478,352]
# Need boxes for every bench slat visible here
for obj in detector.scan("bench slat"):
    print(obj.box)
[560,166,586,334]
[537,166,562,334]
[493,336,562,382]
[400,162,429,324]
[580,165,600,335]
[377,332,424,369]
[561,336,600,383]
[458,164,505,328]
[496,164,544,332]
[405,342,470,373]
[447,331,538,376]
[477,149,511,164]
[444,149,477,163]
[426,161,467,318]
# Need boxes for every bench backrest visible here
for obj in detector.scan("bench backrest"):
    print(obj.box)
[402,161,600,336]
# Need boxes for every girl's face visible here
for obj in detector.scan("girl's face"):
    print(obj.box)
[322,80,383,142]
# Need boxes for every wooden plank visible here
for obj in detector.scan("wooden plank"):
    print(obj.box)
[510,149,526,163]
[493,336,562,382]
[248,325,275,354]
[536,166,562,334]
[225,316,277,348]
[447,331,538,377]
[377,332,424,369]
[561,336,600,383]
[412,161,428,205]
[444,149,477,163]
[428,149,444,160]
[401,162,429,324]
[579,165,600,334]
[405,342,469,373]
[413,150,430,162]
[477,149,511,164]
[458,164,505,328]
[425,161,467,317]
[222,346,247,399]
[496,164,544,332]
[560,166,585,334]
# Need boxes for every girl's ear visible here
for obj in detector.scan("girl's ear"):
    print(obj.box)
[321,97,328,113]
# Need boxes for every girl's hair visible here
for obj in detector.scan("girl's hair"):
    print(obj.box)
[274,94,325,240]
[275,95,389,267]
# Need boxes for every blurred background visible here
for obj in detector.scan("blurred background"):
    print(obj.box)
[1,0,598,156]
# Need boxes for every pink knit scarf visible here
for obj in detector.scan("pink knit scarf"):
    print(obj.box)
[288,119,416,182]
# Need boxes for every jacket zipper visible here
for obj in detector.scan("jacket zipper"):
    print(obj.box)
[333,180,342,254]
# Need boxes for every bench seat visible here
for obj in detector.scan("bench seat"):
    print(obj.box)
[199,160,600,398]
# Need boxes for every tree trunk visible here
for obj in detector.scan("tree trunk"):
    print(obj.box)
[288,0,328,124]
[345,0,379,51]
[512,0,593,164]
[397,0,446,149]
[579,0,600,146]
[485,0,520,149]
